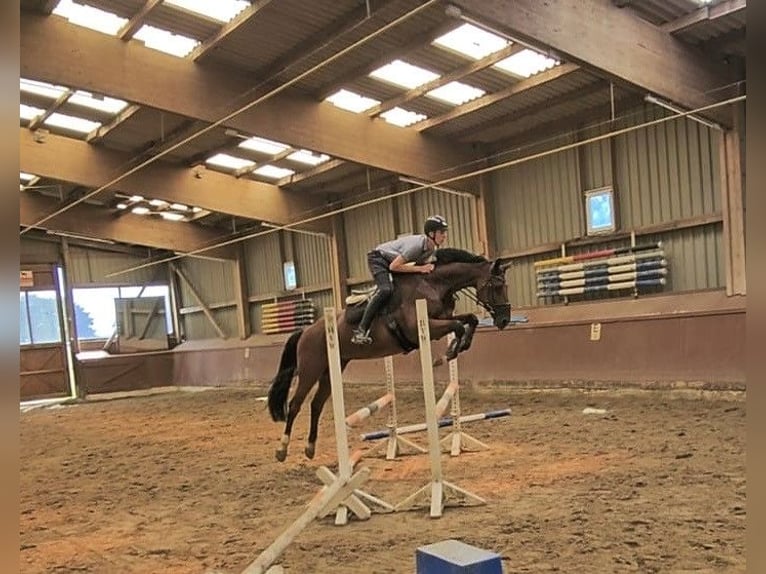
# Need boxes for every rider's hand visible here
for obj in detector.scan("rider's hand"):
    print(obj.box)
[420,263,435,273]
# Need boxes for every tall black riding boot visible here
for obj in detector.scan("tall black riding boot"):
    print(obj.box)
[351,291,388,345]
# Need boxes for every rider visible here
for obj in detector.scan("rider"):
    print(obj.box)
[351,215,449,345]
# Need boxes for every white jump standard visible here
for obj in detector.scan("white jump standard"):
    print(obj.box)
[394,299,486,518]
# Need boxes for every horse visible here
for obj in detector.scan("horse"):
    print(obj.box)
[266,247,512,462]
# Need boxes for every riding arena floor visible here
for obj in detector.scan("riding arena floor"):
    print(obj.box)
[20,382,745,573]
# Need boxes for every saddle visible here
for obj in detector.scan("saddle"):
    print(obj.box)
[345,285,376,306]
[344,286,418,353]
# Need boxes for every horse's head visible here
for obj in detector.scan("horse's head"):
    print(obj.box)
[476,259,512,330]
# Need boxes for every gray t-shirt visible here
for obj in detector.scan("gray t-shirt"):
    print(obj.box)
[375,234,434,264]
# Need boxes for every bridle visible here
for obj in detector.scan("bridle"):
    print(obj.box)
[460,273,510,318]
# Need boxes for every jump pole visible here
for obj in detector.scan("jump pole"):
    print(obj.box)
[439,333,490,456]
[365,355,427,460]
[394,299,486,518]
[360,409,512,441]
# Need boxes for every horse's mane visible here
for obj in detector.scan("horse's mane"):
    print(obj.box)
[433,247,488,266]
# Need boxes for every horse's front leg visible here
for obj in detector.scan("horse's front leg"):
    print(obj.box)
[451,313,479,353]
[425,318,466,365]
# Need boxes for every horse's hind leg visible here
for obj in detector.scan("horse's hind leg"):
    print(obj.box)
[305,372,331,459]
[276,377,315,462]
[305,360,349,459]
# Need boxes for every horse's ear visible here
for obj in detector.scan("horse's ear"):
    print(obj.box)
[492,259,512,274]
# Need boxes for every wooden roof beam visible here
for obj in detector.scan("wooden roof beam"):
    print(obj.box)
[416,62,580,131]
[20,128,324,227]
[21,192,235,258]
[366,43,525,118]
[117,0,162,41]
[22,13,475,185]
[448,0,736,125]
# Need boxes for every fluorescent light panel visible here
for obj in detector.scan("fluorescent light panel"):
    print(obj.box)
[20,78,68,99]
[164,0,250,23]
[287,150,330,166]
[206,153,255,170]
[69,90,129,114]
[52,0,128,36]
[134,25,200,58]
[494,48,559,78]
[325,89,380,113]
[380,107,427,127]
[20,104,45,121]
[238,136,289,155]
[44,113,101,134]
[253,165,295,179]
[427,81,485,105]
[369,60,439,89]
[432,23,509,60]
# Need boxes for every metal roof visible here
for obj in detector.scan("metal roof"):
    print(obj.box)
[19,0,746,245]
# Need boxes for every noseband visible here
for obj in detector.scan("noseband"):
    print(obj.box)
[462,274,510,317]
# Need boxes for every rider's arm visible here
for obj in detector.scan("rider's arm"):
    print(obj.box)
[389,255,433,273]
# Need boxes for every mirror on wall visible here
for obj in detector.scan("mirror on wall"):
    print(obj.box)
[112,296,169,353]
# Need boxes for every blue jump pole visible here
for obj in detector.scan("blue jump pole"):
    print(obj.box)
[360,409,511,441]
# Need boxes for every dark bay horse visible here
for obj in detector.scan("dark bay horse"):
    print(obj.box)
[267,248,512,462]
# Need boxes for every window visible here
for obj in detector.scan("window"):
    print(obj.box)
[19,290,62,345]
[584,187,617,235]
[72,285,173,340]
[283,262,297,291]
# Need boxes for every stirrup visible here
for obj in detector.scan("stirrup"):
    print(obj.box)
[351,329,373,345]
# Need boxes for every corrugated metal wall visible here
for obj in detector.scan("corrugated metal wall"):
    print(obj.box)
[490,103,723,307]
[68,246,164,286]
[175,258,238,340]
[242,229,333,335]
[21,237,61,264]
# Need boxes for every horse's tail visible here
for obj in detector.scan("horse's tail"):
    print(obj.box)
[267,329,304,422]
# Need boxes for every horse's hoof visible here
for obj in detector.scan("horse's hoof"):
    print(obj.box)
[305,445,315,459]
[275,449,287,462]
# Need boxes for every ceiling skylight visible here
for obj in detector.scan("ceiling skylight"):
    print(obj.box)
[165,0,250,23]
[20,104,45,121]
[432,23,509,60]
[253,165,296,179]
[206,153,255,170]
[369,60,440,89]
[326,89,381,113]
[238,136,289,155]
[20,79,68,99]
[494,48,559,78]
[380,107,427,127]
[44,113,101,134]
[427,81,485,106]
[52,0,128,36]
[287,150,330,166]
[69,91,129,114]
[134,25,200,58]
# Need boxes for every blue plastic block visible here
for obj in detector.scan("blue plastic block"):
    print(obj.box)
[416,539,503,574]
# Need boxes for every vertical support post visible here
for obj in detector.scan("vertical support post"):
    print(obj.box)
[719,119,746,296]
[395,300,485,518]
[233,243,252,339]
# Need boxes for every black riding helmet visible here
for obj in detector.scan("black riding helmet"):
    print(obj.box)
[424,215,449,235]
